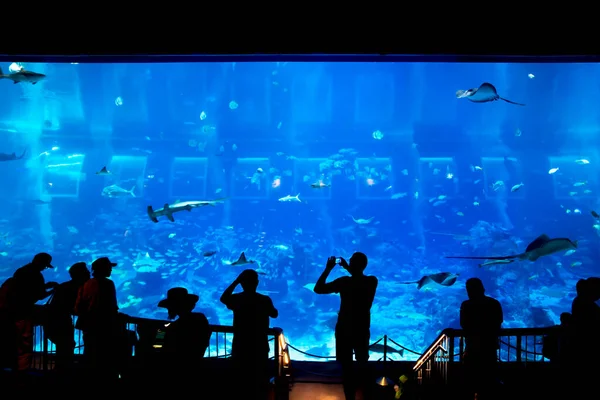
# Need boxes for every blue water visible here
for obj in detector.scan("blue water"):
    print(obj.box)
[0,61,598,361]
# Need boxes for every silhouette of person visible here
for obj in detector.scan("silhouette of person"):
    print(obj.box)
[460,277,503,400]
[74,257,120,384]
[220,269,278,400]
[158,287,211,383]
[570,277,600,397]
[45,262,90,372]
[1,253,58,373]
[314,253,378,400]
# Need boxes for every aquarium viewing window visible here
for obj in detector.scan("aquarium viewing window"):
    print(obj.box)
[169,157,208,199]
[44,153,85,198]
[1,58,598,363]
[293,158,332,200]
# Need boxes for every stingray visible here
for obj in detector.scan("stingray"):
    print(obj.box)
[456,82,525,106]
[230,251,256,266]
[446,234,577,263]
[399,272,459,290]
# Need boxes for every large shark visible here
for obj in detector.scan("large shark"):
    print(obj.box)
[399,272,459,290]
[456,82,525,106]
[0,150,26,162]
[0,67,46,85]
[147,198,226,222]
[446,234,577,263]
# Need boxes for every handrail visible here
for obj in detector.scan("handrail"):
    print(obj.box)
[412,326,558,387]
[125,315,283,336]
[33,316,287,380]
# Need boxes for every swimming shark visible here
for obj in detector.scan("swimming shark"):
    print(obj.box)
[0,150,26,161]
[0,67,46,85]
[147,198,226,222]
[446,234,578,263]
[278,194,301,202]
[230,252,255,266]
[456,82,525,106]
[399,272,459,290]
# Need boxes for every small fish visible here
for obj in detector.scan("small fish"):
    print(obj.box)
[575,159,590,165]
[548,168,559,174]
[310,181,330,189]
[101,185,135,198]
[592,210,600,219]
[203,251,217,257]
[95,166,112,175]
[231,252,255,266]
[399,272,459,290]
[511,183,525,192]
[278,194,301,202]
[0,67,46,85]
[456,83,525,106]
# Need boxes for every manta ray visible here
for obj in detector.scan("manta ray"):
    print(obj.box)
[399,272,459,290]
[446,234,577,264]
[231,252,255,266]
[0,150,26,162]
[456,82,525,106]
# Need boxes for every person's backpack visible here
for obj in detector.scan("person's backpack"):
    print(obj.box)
[0,277,16,310]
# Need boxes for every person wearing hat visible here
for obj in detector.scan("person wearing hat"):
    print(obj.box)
[45,262,90,372]
[74,257,120,382]
[157,287,211,381]
[4,252,59,372]
[220,269,279,400]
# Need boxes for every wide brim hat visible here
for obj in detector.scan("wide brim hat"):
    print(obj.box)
[158,287,199,309]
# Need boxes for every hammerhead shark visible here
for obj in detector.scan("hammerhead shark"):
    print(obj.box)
[399,272,459,290]
[147,198,226,222]
[446,234,577,264]
[456,82,526,106]
[0,150,26,161]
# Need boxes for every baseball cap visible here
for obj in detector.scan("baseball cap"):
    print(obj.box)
[91,257,117,271]
[32,252,53,268]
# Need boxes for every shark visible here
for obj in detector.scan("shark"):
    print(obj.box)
[0,67,46,85]
[0,150,26,162]
[278,194,301,202]
[230,252,255,266]
[456,82,525,106]
[147,198,226,222]
[399,272,459,290]
[445,234,578,264]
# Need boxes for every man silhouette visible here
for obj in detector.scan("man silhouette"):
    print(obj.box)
[314,253,378,400]
[220,269,278,400]
[460,277,503,400]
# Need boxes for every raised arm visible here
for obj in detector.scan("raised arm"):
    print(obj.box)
[220,277,240,306]
[314,256,339,295]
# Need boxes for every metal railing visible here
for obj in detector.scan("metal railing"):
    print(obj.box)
[412,327,556,386]
[32,315,288,382]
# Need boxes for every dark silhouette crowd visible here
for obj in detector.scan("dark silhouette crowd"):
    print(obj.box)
[0,251,597,400]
